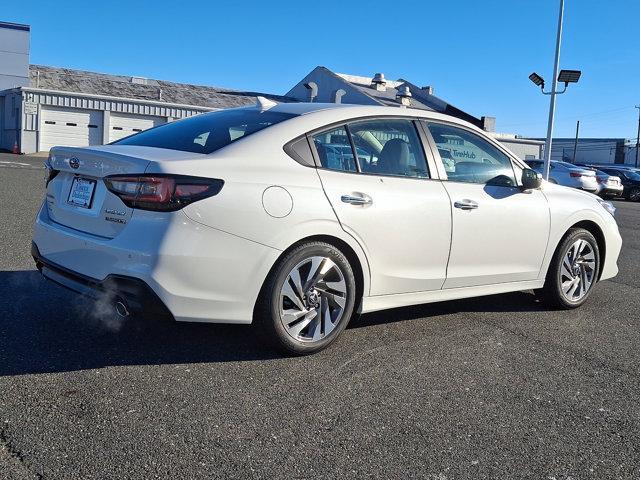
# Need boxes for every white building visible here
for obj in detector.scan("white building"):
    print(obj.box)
[532,138,627,165]
[0,21,291,154]
[491,133,543,160]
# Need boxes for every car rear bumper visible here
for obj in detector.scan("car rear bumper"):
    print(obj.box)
[32,242,173,318]
[32,202,282,324]
[599,185,624,196]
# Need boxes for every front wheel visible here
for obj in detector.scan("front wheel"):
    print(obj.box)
[626,187,640,202]
[538,228,600,309]
[256,241,357,355]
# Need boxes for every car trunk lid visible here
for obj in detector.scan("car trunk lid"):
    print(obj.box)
[45,145,203,238]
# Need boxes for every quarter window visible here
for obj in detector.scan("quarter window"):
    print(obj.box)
[426,122,516,186]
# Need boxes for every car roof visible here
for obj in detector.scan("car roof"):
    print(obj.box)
[270,102,356,115]
[268,102,480,129]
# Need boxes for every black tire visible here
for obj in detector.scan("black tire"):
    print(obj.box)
[538,228,600,309]
[626,187,640,202]
[256,241,357,355]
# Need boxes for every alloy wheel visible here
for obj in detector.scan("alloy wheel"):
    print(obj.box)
[279,256,347,343]
[560,239,596,302]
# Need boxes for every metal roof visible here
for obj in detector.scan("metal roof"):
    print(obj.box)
[335,72,434,110]
[0,21,30,31]
[332,70,483,128]
[28,65,296,109]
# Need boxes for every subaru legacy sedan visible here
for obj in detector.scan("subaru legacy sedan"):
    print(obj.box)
[32,101,622,354]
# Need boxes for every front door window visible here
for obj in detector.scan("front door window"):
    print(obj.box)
[426,122,516,186]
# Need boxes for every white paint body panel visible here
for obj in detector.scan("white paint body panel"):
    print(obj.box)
[442,183,550,288]
[317,170,451,295]
[33,204,281,323]
[32,104,622,324]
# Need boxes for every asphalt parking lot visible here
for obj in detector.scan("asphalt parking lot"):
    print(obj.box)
[1,153,639,480]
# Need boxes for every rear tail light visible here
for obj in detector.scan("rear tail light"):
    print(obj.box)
[104,174,223,211]
[569,172,583,178]
[44,154,59,188]
[596,176,604,182]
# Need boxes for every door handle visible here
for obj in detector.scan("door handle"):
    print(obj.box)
[454,199,479,210]
[341,193,373,206]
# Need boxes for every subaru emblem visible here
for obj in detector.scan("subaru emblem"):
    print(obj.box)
[69,157,80,169]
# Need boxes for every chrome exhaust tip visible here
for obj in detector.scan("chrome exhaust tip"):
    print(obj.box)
[114,299,130,318]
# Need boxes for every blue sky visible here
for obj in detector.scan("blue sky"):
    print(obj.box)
[7,0,640,139]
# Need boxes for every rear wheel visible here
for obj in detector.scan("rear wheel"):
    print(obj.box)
[538,228,600,309]
[256,241,357,355]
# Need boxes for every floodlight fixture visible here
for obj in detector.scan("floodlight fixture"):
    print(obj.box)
[558,69,581,84]
[529,72,545,88]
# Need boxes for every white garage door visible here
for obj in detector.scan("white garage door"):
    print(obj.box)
[40,107,103,152]
[109,113,165,143]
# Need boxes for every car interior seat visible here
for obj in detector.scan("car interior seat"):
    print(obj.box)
[376,138,410,175]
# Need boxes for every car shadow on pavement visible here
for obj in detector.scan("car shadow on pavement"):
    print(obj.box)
[0,270,544,376]
[0,270,282,376]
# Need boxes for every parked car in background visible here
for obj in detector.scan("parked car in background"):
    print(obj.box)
[591,169,624,199]
[577,163,640,175]
[525,160,599,192]
[32,102,622,354]
[597,166,640,201]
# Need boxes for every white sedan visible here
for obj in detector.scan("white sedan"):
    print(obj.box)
[525,159,599,192]
[33,101,622,354]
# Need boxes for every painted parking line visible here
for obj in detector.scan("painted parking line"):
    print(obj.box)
[0,161,43,170]
[0,160,32,166]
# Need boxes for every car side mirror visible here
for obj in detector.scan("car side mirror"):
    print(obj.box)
[522,168,542,190]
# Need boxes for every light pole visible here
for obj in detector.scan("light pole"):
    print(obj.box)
[528,0,581,180]
[572,120,580,162]
[635,105,639,167]
[543,0,564,179]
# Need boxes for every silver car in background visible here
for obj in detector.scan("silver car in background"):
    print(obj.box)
[592,169,623,198]
[525,160,599,192]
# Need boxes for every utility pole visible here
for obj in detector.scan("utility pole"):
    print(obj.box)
[635,105,640,167]
[572,120,580,162]
[542,0,565,180]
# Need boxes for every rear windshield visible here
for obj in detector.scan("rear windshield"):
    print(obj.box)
[114,109,297,154]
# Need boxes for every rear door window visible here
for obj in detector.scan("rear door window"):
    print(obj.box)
[311,127,357,172]
[115,109,296,154]
[348,119,429,178]
[311,118,430,178]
